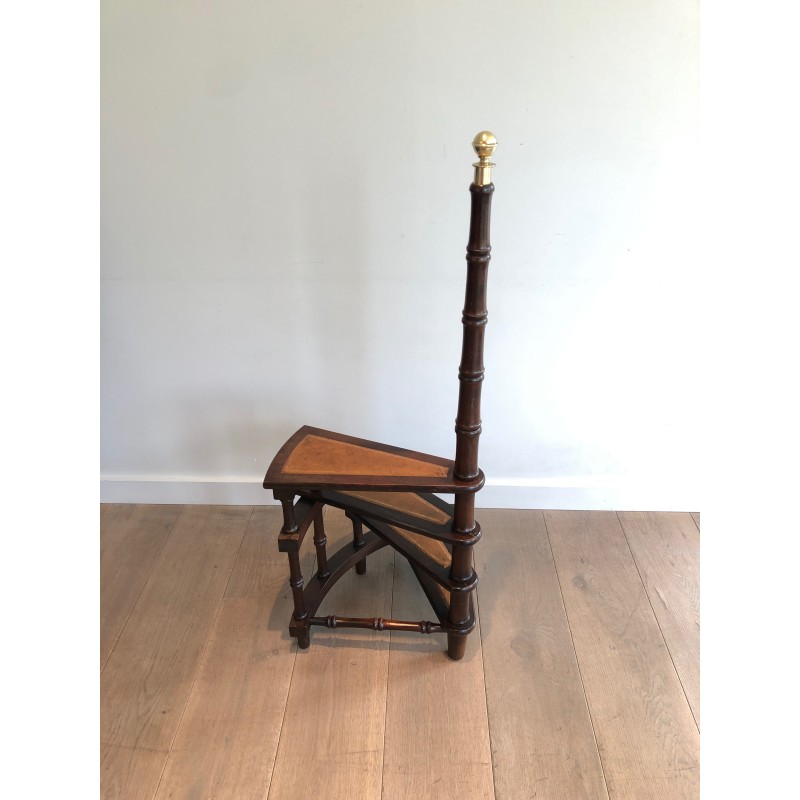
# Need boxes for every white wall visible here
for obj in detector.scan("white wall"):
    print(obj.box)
[101,0,700,510]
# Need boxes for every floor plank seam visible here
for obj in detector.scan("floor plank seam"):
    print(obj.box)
[542,510,612,800]
[265,638,301,800]
[100,504,187,676]
[379,549,396,800]
[267,514,320,800]
[474,586,499,800]
[615,512,700,733]
[150,505,255,800]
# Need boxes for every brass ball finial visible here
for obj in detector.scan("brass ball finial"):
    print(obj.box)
[472,131,498,159]
[472,131,497,186]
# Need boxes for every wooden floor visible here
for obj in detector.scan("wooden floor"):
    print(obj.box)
[101,505,700,799]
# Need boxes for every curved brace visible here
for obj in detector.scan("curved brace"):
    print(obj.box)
[300,533,388,620]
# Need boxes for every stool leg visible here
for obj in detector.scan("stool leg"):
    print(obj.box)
[279,495,310,648]
[288,550,307,620]
[312,510,330,580]
[447,631,468,661]
[446,542,471,660]
[447,495,476,660]
[351,516,367,574]
[288,549,310,648]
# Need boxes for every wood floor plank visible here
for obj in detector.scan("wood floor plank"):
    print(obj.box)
[381,557,494,800]
[155,588,297,799]
[477,509,609,799]
[100,505,251,800]
[545,511,699,800]
[101,744,171,800]
[690,512,700,530]
[100,504,182,669]
[266,508,394,800]
[617,512,700,727]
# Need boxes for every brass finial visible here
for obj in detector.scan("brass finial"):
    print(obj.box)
[472,131,497,186]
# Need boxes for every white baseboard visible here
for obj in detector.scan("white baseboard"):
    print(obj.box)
[100,475,699,512]
[100,477,270,505]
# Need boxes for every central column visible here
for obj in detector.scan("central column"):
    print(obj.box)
[447,131,496,661]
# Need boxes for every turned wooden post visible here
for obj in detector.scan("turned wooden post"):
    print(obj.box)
[312,510,330,580]
[348,513,368,574]
[447,131,496,661]
[277,492,309,644]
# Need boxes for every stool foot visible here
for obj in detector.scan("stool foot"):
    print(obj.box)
[297,630,310,649]
[356,559,367,575]
[447,632,467,661]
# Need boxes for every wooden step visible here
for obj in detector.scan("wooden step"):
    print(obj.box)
[317,488,461,543]
[263,426,484,494]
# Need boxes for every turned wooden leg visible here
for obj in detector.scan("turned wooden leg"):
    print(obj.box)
[447,495,477,661]
[287,550,307,621]
[350,514,367,574]
[312,509,330,580]
[447,630,468,661]
[288,549,310,648]
[446,542,472,661]
[278,494,310,647]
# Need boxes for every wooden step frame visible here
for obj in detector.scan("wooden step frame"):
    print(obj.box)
[278,496,478,649]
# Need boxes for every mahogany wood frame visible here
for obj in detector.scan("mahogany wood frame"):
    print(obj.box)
[263,140,495,660]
